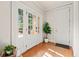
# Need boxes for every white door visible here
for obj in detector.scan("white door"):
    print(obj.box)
[53,7,70,45]
[12,2,26,56]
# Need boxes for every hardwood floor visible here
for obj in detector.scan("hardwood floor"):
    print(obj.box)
[22,42,73,57]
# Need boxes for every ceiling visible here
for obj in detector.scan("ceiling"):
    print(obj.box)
[33,1,72,11]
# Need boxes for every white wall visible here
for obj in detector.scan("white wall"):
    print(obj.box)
[0,2,11,53]
[73,2,79,57]
[45,3,73,46]
[12,2,44,56]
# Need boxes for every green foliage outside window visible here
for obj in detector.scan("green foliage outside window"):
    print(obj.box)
[18,9,23,33]
[28,13,33,34]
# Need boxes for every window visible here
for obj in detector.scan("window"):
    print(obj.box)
[18,9,23,37]
[32,15,36,34]
[28,13,40,35]
[38,16,40,33]
[28,13,33,34]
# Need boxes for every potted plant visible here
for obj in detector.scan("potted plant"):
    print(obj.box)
[4,45,16,56]
[43,22,51,43]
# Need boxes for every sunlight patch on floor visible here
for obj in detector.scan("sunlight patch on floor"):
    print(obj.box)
[42,52,53,57]
[48,48,64,57]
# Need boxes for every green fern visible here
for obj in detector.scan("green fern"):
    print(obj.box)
[43,22,51,39]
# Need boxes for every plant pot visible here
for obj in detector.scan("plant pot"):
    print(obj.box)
[5,50,12,55]
[44,39,48,43]
[2,48,16,57]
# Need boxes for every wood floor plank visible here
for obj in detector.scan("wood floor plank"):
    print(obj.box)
[22,42,73,57]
